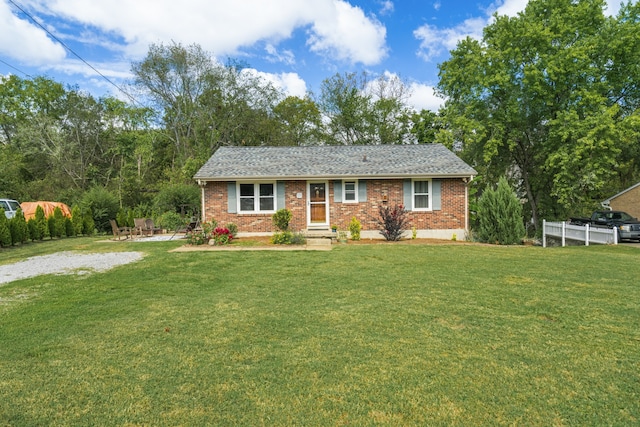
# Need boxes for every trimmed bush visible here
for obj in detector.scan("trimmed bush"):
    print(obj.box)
[35,205,50,240]
[71,205,83,236]
[64,217,74,237]
[82,208,95,236]
[9,209,29,245]
[272,209,292,232]
[0,209,12,247]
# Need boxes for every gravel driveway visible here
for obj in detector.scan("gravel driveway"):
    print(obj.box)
[0,251,144,285]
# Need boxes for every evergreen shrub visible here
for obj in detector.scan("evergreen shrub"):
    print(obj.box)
[476,177,525,245]
[0,209,12,247]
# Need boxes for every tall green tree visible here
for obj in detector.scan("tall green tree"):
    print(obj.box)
[132,43,284,178]
[437,0,640,229]
[317,72,415,145]
[273,96,322,145]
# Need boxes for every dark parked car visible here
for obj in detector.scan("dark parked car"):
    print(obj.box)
[570,210,640,242]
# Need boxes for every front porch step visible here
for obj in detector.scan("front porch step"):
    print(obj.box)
[306,237,333,247]
[305,229,336,239]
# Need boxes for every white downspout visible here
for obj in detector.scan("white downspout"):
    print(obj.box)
[197,179,206,223]
[463,176,473,234]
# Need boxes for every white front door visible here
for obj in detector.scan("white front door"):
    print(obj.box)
[307,182,328,228]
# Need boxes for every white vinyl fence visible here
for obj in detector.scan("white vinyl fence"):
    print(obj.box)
[542,220,618,247]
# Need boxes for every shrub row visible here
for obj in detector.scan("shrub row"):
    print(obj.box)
[0,205,95,248]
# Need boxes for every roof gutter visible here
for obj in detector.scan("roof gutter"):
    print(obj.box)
[194,173,477,182]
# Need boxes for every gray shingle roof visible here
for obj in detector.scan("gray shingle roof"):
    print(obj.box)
[194,144,477,180]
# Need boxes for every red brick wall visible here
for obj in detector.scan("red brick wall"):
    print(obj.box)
[610,185,640,219]
[327,179,467,231]
[201,178,468,233]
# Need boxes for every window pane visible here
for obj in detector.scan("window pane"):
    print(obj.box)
[240,184,254,197]
[414,180,429,194]
[260,183,274,197]
[240,198,254,211]
[415,194,429,209]
[344,182,356,201]
[260,197,274,211]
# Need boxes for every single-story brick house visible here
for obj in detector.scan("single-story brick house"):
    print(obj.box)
[602,181,640,219]
[193,144,477,239]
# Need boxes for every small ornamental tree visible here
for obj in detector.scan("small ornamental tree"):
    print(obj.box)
[49,207,65,238]
[71,205,83,236]
[0,209,11,247]
[64,217,74,237]
[349,216,361,240]
[9,209,29,245]
[82,208,95,236]
[27,218,39,241]
[476,177,525,245]
[34,205,49,240]
[47,215,57,239]
[377,204,409,241]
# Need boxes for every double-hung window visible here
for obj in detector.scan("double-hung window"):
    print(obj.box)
[343,181,357,203]
[239,183,275,213]
[413,180,431,210]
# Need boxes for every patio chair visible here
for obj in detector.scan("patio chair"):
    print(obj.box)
[110,219,131,240]
[133,218,152,237]
[145,218,162,235]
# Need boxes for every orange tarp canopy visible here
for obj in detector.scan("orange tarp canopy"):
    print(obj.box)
[20,201,72,221]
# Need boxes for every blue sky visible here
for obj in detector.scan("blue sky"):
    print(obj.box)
[0,0,627,111]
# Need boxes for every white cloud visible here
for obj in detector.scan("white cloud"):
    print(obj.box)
[307,0,387,65]
[490,0,528,18]
[0,0,66,65]
[48,58,132,80]
[433,2,441,11]
[414,17,485,61]
[408,82,445,112]
[362,71,444,113]
[12,0,386,67]
[265,43,296,65]
[379,1,394,15]
[242,68,307,98]
[603,0,623,16]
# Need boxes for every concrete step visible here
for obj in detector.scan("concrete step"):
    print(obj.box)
[305,230,335,239]
[306,237,332,247]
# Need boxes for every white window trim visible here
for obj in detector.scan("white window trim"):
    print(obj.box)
[237,181,277,214]
[342,180,359,203]
[412,179,432,211]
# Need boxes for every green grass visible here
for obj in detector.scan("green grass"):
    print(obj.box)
[1,238,639,425]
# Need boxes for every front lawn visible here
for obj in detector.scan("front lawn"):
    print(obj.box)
[1,238,638,425]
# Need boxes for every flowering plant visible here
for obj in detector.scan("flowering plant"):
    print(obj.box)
[211,226,233,245]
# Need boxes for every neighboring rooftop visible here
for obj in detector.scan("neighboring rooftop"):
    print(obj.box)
[194,144,477,180]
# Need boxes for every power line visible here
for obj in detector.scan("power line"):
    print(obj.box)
[0,58,32,78]
[7,0,139,105]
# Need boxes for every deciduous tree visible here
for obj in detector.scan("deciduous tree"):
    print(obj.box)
[437,0,640,228]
